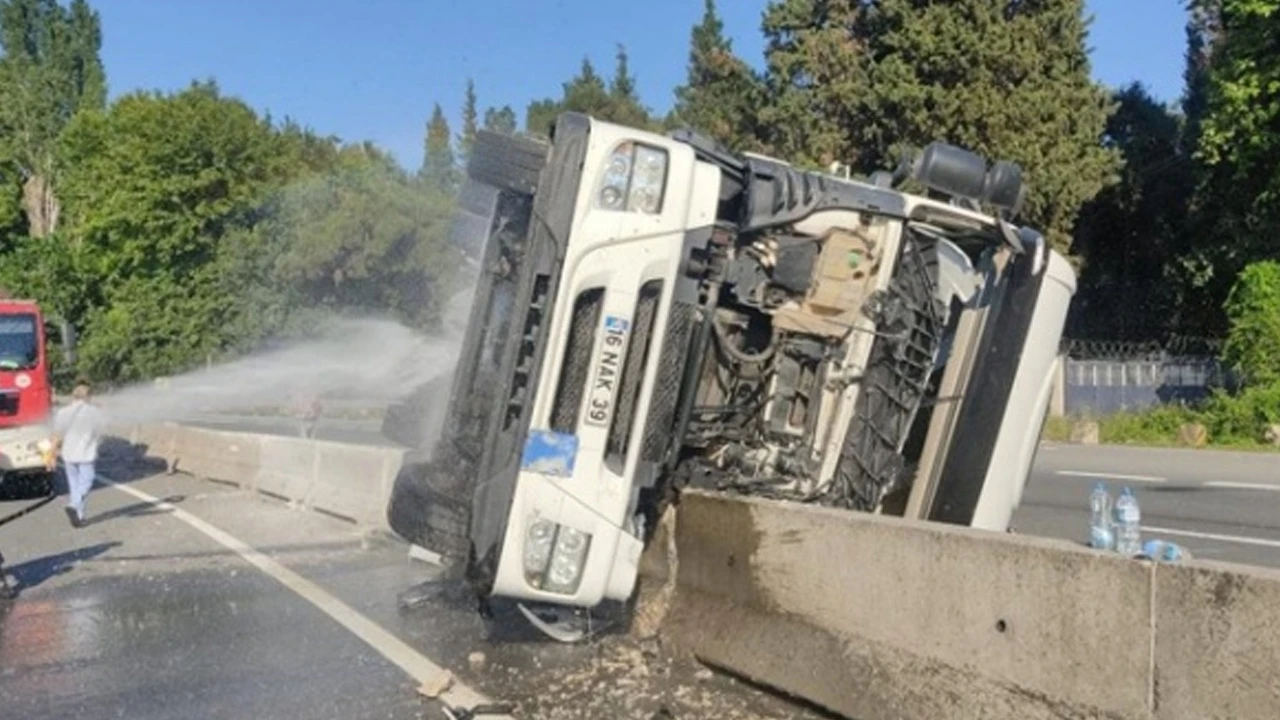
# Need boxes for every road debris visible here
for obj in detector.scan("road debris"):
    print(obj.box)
[418,670,454,699]
[441,702,517,720]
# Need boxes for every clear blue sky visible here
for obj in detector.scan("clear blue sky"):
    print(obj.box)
[96,0,1189,171]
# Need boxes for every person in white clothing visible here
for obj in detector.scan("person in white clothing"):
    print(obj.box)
[53,382,108,528]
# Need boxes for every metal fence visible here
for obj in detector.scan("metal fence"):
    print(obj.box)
[1063,358,1228,415]
[1057,337,1232,415]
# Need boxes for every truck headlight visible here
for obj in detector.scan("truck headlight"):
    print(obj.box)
[524,519,557,575]
[523,519,593,595]
[596,142,667,215]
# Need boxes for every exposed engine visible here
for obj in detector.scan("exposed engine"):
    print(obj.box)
[674,218,974,513]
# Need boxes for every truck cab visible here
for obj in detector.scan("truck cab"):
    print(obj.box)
[0,298,74,493]
[385,113,1076,625]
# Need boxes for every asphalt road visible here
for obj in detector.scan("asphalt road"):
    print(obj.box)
[0,457,826,720]
[1014,443,1280,568]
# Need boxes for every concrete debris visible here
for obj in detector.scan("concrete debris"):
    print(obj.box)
[497,636,824,720]
[1265,424,1280,447]
[418,670,454,699]
[1069,420,1099,445]
[468,651,488,672]
[1178,422,1208,447]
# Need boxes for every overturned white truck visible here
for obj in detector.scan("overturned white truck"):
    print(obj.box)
[385,112,1075,627]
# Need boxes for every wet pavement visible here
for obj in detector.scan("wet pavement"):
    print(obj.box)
[0,456,828,720]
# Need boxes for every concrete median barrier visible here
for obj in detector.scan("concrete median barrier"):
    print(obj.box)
[1153,561,1280,720]
[659,491,1155,720]
[657,491,1280,720]
[309,440,406,527]
[255,435,318,501]
[113,423,404,534]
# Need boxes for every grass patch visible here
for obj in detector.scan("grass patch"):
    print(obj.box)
[1044,383,1280,451]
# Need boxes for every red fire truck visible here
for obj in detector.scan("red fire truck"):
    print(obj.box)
[0,296,75,496]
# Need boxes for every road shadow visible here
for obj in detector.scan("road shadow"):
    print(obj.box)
[84,496,186,527]
[4,541,122,595]
[96,436,169,484]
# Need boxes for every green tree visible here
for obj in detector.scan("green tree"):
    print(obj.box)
[458,79,478,162]
[1222,260,1280,386]
[1182,0,1222,156]
[1185,0,1280,334]
[59,81,282,278]
[0,0,106,237]
[54,81,289,380]
[526,57,638,137]
[761,0,1118,249]
[672,0,765,151]
[264,147,460,327]
[759,0,865,167]
[421,103,456,190]
[608,45,651,128]
[1069,84,1196,340]
[483,105,518,135]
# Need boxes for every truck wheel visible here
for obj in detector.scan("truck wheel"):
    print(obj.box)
[32,472,53,497]
[386,459,472,562]
[467,130,547,196]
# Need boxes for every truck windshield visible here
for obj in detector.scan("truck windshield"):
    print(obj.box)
[0,313,39,370]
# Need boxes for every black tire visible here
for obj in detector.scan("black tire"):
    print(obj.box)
[0,472,53,501]
[386,459,472,562]
[31,472,53,498]
[467,130,548,196]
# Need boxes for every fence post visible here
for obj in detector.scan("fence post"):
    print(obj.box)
[1050,354,1067,417]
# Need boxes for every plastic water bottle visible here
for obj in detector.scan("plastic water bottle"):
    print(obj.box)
[1088,483,1114,550]
[1114,486,1142,557]
[1142,539,1189,562]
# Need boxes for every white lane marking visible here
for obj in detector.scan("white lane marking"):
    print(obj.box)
[104,477,505,715]
[1143,525,1280,549]
[1204,481,1280,492]
[1055,471,1166,483]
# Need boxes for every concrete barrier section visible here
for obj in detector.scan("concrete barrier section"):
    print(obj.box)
[310,441,405,530]
[254,435,317,501]
[167,426,264,486]
[663,491,1155,720]
[1154,561,1280,720]
[116,423,405,535]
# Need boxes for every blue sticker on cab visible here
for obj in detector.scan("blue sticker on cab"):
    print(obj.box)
[520,430,579,477]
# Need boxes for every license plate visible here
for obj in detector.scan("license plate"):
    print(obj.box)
[584,315,630,427]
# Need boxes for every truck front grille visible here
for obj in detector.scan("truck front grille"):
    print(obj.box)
[607,281,663,460]
[550,288,604,433]
[0,393,16,416]
[641,300,695,463]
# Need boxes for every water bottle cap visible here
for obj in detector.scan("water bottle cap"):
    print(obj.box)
[1121,486,1134,496]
